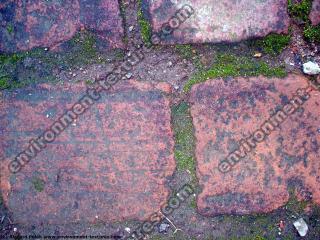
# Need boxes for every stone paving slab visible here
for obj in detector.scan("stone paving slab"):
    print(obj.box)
[0,80,175,224]
[310,0,320,26]
[189,75,320,216]
[0,0,124,53]
[144,0,290,44]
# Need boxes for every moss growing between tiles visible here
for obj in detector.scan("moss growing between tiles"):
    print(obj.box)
[184,53,287,92]
[304,25,320,42]
[189,195,197,209]
[288,0,312,22]
[286,187,309,214]
[254,33,291,55]
[0,76,10,90]
[68,31,100,65]
[175,44,194,59]
[172,102,197,183]
[0,31,118,90]
[6,24,14,34]
[175,44,204,71]
[288,0,320,42]
[138,0,152,45]
[218,213,278,240]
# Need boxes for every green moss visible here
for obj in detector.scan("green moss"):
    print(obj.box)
[175,45,204,71]
[6,24,14,34]
[0,53,25,65]
[138,0,152,45]
[184,53,287,92]
[175,44,194,59]
[255,33,291,55]
[114,49,125,60]
[85,79,95,85]
[69,32,99,64]
[285,187,309,213]
[189,195,197,209]
[288,0,320,42]
[31,177,45,192]
[288,0,312,22]
[304,24,320,42]
[172,102,197,182]
[220,213,278,240]
[0,31,114,91]
[0,75,10,90]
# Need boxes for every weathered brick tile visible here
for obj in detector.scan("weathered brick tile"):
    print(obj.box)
[0,0,124,53]
[144,0,290,44]
[189,75,320,216]
[0,80,175,224]
[310,0,320,26]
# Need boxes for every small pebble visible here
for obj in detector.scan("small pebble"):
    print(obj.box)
[293,218,308,237]
[159,222,170,233]
[303,61,320,75]
[126,72,133,79]
[254,52,262,58]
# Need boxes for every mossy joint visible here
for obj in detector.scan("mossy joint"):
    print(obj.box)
[288,0,320,42]
[254,33,291,55]
[288,0,312,23]
[184,53,287,92]
[175,44,193,59]
[172,102,197,184]
[0,31,114,90]
[137,0,152,44]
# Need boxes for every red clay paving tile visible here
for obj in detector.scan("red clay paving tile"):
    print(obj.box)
[0,80,175,224]
[310,0,320,26]
[0,0,124,53]
[144,0,290,44]
[189,75,320,216]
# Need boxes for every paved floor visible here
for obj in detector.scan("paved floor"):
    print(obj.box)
[0,0,319,239]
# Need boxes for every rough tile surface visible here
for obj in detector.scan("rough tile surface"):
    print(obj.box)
[310,0,320,26]
[144,0,290,44]
[189,75,320,216]
[0,0,124,53]
[0,81,175,224]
